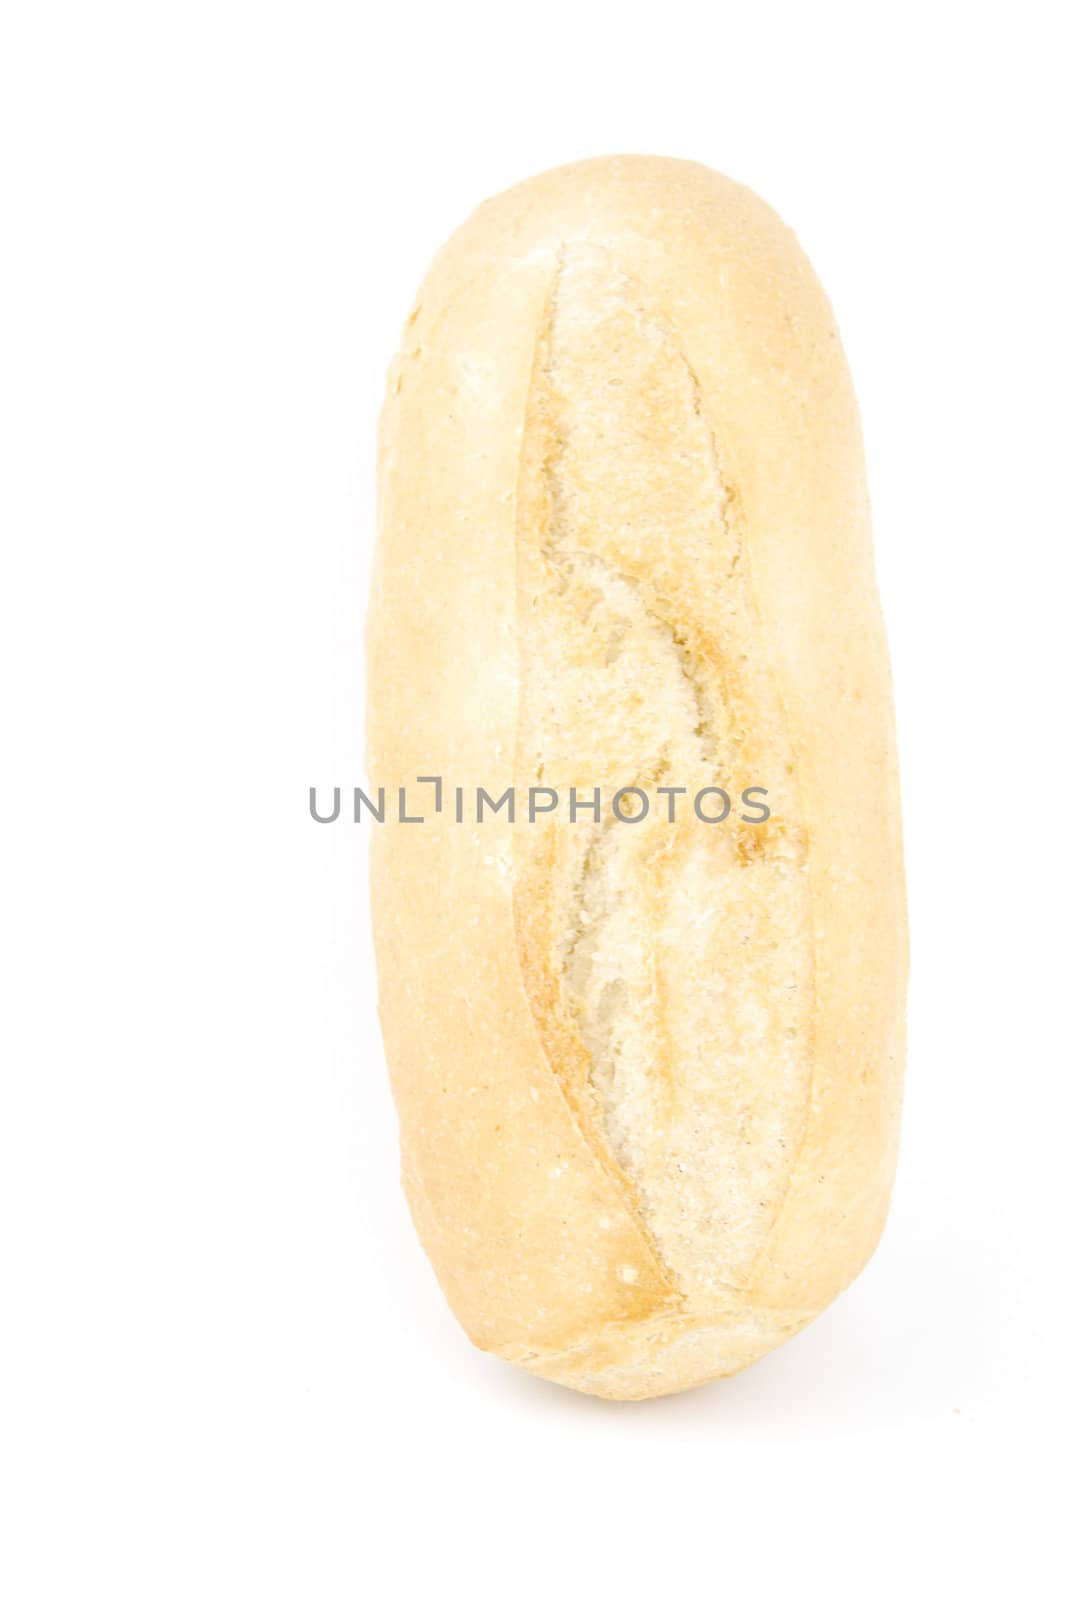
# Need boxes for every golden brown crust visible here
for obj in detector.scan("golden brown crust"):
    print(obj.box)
[368,156,907,1400]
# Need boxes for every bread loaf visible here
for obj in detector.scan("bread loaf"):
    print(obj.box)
[367,156,907,1400]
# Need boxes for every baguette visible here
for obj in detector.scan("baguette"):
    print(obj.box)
[367,156,907,1400]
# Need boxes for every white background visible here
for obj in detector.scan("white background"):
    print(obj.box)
[3,2,1069,1595]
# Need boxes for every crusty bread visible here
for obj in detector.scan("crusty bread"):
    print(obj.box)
[367,156,907,1400]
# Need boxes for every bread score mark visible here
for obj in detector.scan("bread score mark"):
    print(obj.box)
[513,244,815,1307]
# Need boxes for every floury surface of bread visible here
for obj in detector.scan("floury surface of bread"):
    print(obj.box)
[368,156,907,1400]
